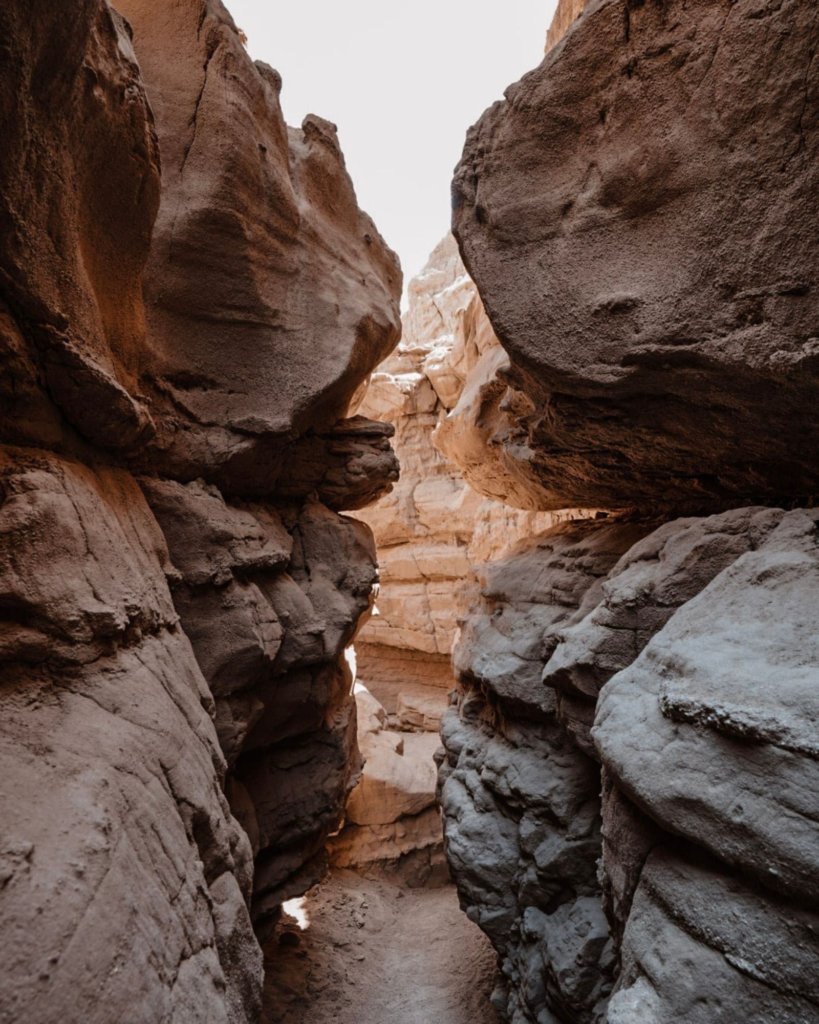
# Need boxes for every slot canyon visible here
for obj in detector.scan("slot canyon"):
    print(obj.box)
[0,1,817,1023]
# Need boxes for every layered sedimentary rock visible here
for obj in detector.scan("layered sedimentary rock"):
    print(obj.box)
[355,235,554,666]
[441,2,819,1023]
[347,238,555,875]
[453,0,819,513]
[0,1,400,1020]
[442,506,819,1023]
[329,686,445,884]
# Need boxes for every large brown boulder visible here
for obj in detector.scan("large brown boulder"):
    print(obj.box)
[453,0,819,512]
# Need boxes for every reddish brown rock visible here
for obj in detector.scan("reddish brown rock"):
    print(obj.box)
[0,0,160,454]
[453,0,819,513]
[115,0,402,491]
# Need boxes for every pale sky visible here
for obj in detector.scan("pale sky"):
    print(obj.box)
[227,0,558,294]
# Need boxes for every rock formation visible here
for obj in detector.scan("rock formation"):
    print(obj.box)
[452,0,819,513]
[343,237,557,877]
[328,685,446,884]
[0,1,400,1020]
[438,517,654,1023]
[439,2,819,1023]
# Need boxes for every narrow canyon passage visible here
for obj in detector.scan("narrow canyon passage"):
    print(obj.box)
[263,873,499,1024]
[2,1,818,1023]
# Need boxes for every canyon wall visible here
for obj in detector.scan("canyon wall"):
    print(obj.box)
[0,2,400,1021]
[440,1,819,1023]
[336,237,557,878]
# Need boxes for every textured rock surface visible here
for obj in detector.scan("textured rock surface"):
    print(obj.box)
[543,506,785,756]
[112,0,402,490]
[453,0,819,512]
[355,236,556,659]
[349,238,558,875]
[0,450,261,1023]
[439,2,819,1022]
[545,0,588,53]
[438,519,652,1024]
[329,687,446,884]
[0,0,400,1019]
[441,508,819,1024]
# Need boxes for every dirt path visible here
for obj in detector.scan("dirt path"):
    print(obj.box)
[263,871,500,1024]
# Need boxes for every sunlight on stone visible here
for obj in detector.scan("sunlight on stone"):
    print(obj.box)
[282,897,310,932]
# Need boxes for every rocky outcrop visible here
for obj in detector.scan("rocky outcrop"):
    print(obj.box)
[441,506,819,1023]
[0,450,260,1024]
[354,235,555,665]
[329,686,445,885]
[440,2,819,1023]
[347,237,557,875]
[0,1,400,1020]
[453,0,819,513]
[438,518,653,1024]
[594,508,819,1021]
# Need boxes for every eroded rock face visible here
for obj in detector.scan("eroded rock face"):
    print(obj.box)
[0,450,261,1023]
[453,0,819,512]
[0,0,400,1019]
[329,687,446,884]
[112,0,402,491]
[438,519,652,1024]
[594,510,819,1022]
[439,3,819,1021]
[441,508,819,1024]
[355,236,556,661]
[348,238,557,876]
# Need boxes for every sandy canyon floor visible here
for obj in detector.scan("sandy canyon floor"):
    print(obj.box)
[263,871,500,1024]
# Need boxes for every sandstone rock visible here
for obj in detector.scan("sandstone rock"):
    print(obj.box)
[453,0,819,512]
[329,687,443,884]
[354,236,558,660]
[544,506,784,754]
[442,507,819,1024]
[0,0,401,1017]
[610,849,819,1024]
[113,0,402,490]
[142,479,377,929]
[0,0,159,454]
[594,508,819,908]
[546,0,588,53]
[396,690,446,732]
[0,450,261,1024]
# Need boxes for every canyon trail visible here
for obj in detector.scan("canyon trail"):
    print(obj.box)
[265,873,500,1024]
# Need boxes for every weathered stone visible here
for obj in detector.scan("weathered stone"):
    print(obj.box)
[439,519,652,1024]
[0,450,261,1024]
[594,509,819,908]
[544,506,784,754]
[453,0,819,512]
[0,0,401,1017]
[112,0,400,491]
